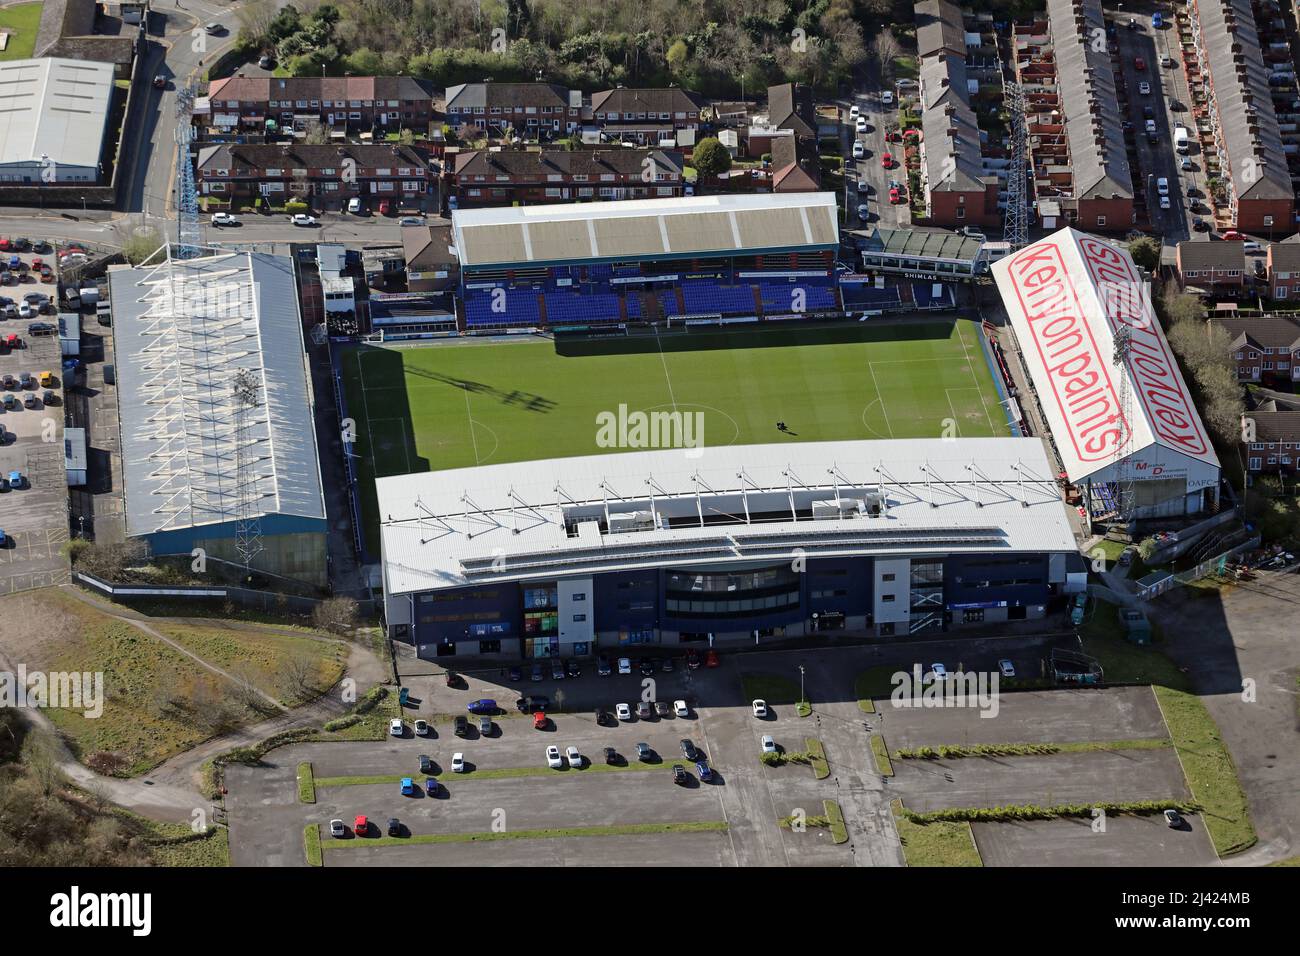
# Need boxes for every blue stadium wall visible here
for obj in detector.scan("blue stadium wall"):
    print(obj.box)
[399,552,1064,661]
[141,513,330,587]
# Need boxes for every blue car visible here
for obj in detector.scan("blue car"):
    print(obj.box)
[0,529,6,546]
[6,471,23,490]
[466,698,497,715]
[400,777,415,796]
[425,777,439,796]
[696,761,713,782]
[1152,11,1162,28]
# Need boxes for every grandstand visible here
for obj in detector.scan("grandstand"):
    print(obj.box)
[449,193,845,330]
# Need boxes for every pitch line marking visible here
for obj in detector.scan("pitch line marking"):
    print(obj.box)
[955,320,999,435]
[867,362,895,439]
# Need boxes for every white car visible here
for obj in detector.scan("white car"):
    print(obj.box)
[1138,81,1151,95]
[1156,177,1170,196]
[761,734,777,754]
[855,116,867,133]
[857,203,870,221]
[857,178,869,193]
[347,197,363,214]
[930,663,947,680]
[998,659,1016,679]
[204,21,223,35]
[752,699,768,718]
[290,213,319,226]
[852,141,865,159]
[329,819,345,838]
[1159,196,1171,210]
[414,719,430,736]
[881,90,894,106]
[849,103,860,118]
[546,745,563,769]
[616,702,633,721]
[674,699,690,718]
[565,745,583,768]
[398,216,423,226]
[18,302,33,319]
[1180,157,1193,171]
[211,212,238,226]
[617,657,632,675]
[388,718,403,737]
[451,752,465,773]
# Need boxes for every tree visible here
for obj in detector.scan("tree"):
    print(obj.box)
[692,137,731,177]
[312,596,359,635]
[1128,235,1161,272]
[121,227,162,265]
[666,38,689,74]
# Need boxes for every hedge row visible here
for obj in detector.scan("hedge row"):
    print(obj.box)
[901,799,1199,825]
[896,743,1062,760]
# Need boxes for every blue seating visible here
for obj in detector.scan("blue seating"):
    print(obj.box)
[838,283,902,308]
[464,289,542,327]
[680,282,756,316]
[911,283,955,310]
[757,282,837,314]
[624,295,642,319]
[658,289,682,316]
[542,290,621,324]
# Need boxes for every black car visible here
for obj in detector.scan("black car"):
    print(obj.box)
[565,658,581,678]
[530,662,544,682]
[387,818,402,837]
[604,746,620,765]
[515,695,550,713]
[595,707,613,726]
[12,238,29,251]
[508,665,522,682]
[672,764,689,785]
[661,656,674,673]
[638,658,656,676]
[453,715,468,737]
[686,651,701,670]
[597,656,612,676]
[26,322,55,335]
[680,738,699,761]
[1142,106,1154,119]
[418,754,433,773]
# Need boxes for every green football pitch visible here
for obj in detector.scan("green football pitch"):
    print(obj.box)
[339,320,1009,553]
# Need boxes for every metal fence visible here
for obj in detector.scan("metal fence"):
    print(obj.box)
[74,571,324,613]
[1134,535,1262,600]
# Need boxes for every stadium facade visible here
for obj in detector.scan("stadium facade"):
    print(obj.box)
[377,438,1083,661]
[109,249,329,585]
[993,228,1221,521]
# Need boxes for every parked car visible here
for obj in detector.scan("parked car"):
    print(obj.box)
[211,213,239,226]
[533,711,548,730]
[616,702,632,721]
[752,699,768,718]
[603,746,619,765]
[636,742,653,762]
[998,659,1016,679]
[617,657,632,675]
[398,216,423,226]
[880,90,894,106]
[152,74,167,89]
[595,707,613,726]
[855,116,867,133]
[1164,809,1184,828]
[880,152,894,169]
[531,662,544,681]
[636,701,653,720]
[638,657,655,676]
[674,699,690,718]
[450,752,465,773]
[387,818,401,837]
[1070,592,1087,625]
[418,754,433,774]
[477,715,492,735]
[353,815,368,835]
[661,656,674,673]
[597,656,612,676]
[400,777,415,796]
[565,658,580,678]
[852,141,865,160]
[680,739,698,761]
[686,650,700,670]
[654,701,671,718]
[672,764,689,785]
[466,698,496,715]
[388,718,404,737]
[857,203,869,221]
[508,665,522,682]
[551,658,565,680]
[929,663,947,680]
[546,745,563,769]
[696,761,713,783]
[289,213,319,227]
[565,745,583,768]
[329,819,345,838]
[453,715,469,737]
[761,735,777,754]
[414,719,430,736]
[424,777,439,796]
[705,650,720,668]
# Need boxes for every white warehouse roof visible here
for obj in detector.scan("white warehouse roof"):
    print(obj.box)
[377,437,1079,596]
[993,228,1219,484]
[0,58,113,172]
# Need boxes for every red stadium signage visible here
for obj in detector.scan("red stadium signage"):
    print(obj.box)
[1076,236,1212,461]
[1002,240,1131,464]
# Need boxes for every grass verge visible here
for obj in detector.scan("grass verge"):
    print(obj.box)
[297,762,315,803]
[323,821,728,849]
[304,824,322,866]
[871,734,894,777]
[893,738,1172,759]
[892,799,981,866]
[1154,686,1256,856]
[899,799,1196,824]
[807,738,829,780]
[825,800,848,845]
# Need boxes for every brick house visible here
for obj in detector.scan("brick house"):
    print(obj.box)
[1266,239,1300,300]
[449,148,684,206]
[1212,315,1300,384]
[201,75,437,133]
[195,143,431,210]
[444,82,580,138]
[590,87,708,144]
[769,136,820,193]
[1175,240,1247,295]
[1242,409,1300,476]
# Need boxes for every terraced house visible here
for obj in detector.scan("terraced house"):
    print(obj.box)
[914,0,1000,227]
[1187,0,1294,233]
[590,87,708,144]
[199,75,437,133]
[195,144,431,208]
[448,148,684,206]
[1212,314,1300,383]
[444,82,581,137]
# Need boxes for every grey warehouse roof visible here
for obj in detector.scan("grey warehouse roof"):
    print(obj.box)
[377,437,1079,596]
[109,249,326,537]
[0,57,113,171]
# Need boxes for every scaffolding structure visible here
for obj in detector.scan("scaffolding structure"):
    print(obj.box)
[232,367,265,572]
[175,85,201,259]
[1001,78,1030,250]
[130,247,272,532]
[1111,323,1136,525]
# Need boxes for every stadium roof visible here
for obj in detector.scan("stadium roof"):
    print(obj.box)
[864,227,984,261]
[992,228,1219,483]
[0,58,113,171]
[376,437,1078,595]
[109,249,326,537]
[1046,0,1133,201]
[450,193,840,269]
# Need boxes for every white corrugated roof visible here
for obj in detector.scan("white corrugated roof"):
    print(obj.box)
[377,437,1078,596]
[0,58,113,171]
[992,228,1219,483]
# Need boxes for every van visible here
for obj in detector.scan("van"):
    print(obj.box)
[1243,241,1263,255]
[347,197,362,214]
[1174,126,1189,154]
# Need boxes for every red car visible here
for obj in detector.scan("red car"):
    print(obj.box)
[533,711,548,730]
[1221,230,1245,241]
[705,649,720,668]
[881,153,894,169]
[0,239,9,251]
[1135,57,1146,71]
[378,200,392,216]
[889,187,902,204]
[353,815,367,835]
[686,649,700,670]
[885,130,902,143]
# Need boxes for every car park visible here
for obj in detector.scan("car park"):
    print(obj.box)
[329,819,345,838]
[752,699,767,718]
[466,698,497,714]
[388,718,403,737]
[616,702,632,721]
[546,745,563,769]
[565,745,583,768]
[451,752,465,772]
[672,764,689,785]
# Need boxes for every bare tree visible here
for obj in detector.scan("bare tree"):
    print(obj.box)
[312,596,359,635]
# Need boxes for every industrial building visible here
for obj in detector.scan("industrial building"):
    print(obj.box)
[376,438,1083,661]
[0,57,114,183]
[108,248,328,585]
[993,228,1221,522]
